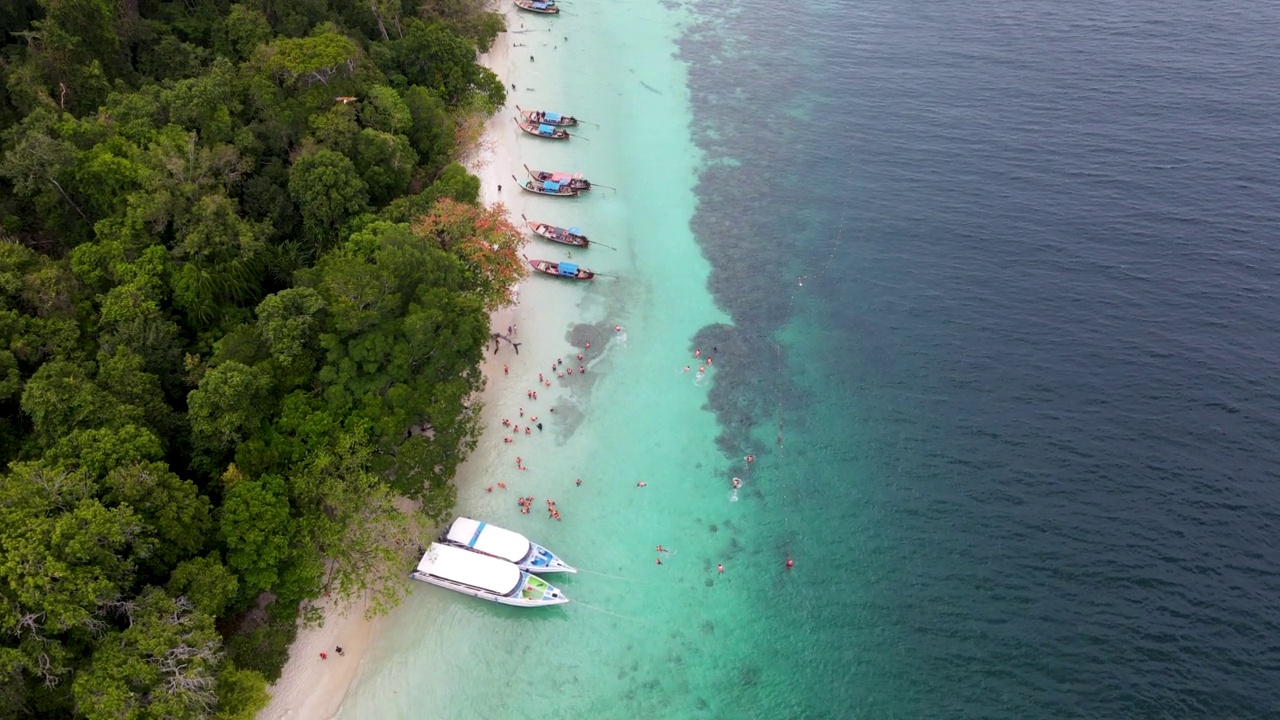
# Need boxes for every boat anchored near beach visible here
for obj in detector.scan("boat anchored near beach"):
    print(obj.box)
[515,116,571,140]
[525,165,593,191]
[517,106,579,127]
[411,543,569,607]
[441,517,577,573]
[527,219,589,247]
[526,255,596,280]
[513,0,559,14]
[513,174,582,198]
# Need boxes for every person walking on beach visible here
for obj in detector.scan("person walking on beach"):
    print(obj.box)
[336,646,344,656]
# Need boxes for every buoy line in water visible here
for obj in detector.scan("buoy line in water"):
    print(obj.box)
[767,173,854,543]
[577,568,660,583]
[572,599,650,623]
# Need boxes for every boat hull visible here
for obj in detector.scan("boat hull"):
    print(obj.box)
[528,258,595,280]
[528,221,589,247]
[518,108,578,127]
[518,180,581,198]
[525,167,591,191]
[410,570,569,606]
[524,542,578,574]
[515,118,570,140]
[513,0,559,14]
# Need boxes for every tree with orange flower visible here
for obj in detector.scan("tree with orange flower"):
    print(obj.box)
[411,198,526,311]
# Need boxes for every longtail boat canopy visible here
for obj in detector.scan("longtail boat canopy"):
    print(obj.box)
[544,180,562,191]
[544,111,562,121]
[568,226,582,234]
[558,262,579,277]
[538,123,556,134]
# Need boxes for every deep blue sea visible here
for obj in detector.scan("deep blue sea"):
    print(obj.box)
[682,0,1280,717]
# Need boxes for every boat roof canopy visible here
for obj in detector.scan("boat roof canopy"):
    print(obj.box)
[544,180,561,191]
[446,518,532,563]
[538,124,555,134]
[545,111,561,121]
[416,543,521,595]
[558,262,579,276]
[567,226,582,234]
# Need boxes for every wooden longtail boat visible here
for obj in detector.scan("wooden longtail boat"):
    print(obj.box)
[513,0,559,14]
[512,174,581,198]
[514,116,570,140]
[527,220,589,248]
[526,256,595,281]
[517,105,579,127]
[524,164,591,191]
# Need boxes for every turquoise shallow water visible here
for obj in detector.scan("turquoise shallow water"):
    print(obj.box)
[337,2,766,718]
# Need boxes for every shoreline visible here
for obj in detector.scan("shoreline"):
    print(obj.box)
[255,25,524,720]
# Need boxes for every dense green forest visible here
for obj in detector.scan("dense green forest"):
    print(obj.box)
[0,1,523,717]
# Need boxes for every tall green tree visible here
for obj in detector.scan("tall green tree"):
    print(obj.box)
[287,149,368,248]
[187,361,272,464]
[353,128,416,206]
[0,463,149,688]
[101,462,211,569]
[218,474,294,598]
[71,589,223,720]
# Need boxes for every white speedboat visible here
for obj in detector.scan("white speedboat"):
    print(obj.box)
[410,543,569,607]
[441,517,577,574]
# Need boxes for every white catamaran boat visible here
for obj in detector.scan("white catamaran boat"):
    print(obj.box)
[441,517,577,574]
[410,543,569,607]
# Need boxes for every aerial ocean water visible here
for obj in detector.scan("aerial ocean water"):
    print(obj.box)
[338,0,1280,717]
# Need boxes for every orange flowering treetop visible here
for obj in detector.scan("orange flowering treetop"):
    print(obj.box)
[411,198,526,311]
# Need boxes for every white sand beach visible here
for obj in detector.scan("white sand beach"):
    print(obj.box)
[255,595,373,720]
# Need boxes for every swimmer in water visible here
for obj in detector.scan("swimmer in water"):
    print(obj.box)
[636,482,647,488]
[576,478,582,486]
[717,563,724,574]
[656,545,667,553]
[732,477,742,489]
